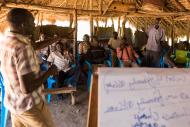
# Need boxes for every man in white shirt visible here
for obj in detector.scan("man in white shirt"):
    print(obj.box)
[48,42,80,87]
[108,32,123,66]
[143,18,165,67]
[108,32,123,50]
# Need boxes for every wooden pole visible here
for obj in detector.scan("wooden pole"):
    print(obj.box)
[90,15,94,44]
[187,20,190,50]
[187,21,190,43]
[90,0,93,44]
[118,16,121,36]
[105,18,107,27]
[99,0,102,15]
[121,16,127,38]
[102,0,114,15]
[73,10,78,63]
[171,18,175,51]
[111,17,114,31]
[69,14,73,28]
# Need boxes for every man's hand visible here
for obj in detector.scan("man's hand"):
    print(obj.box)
[33,37,62,50]
[48,64,58,75]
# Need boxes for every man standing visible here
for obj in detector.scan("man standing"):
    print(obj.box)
[144,18,165,67]
[108,32,123,66]
[0,8,57,127]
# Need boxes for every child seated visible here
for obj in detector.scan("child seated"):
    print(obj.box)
[47,42,80,87]
[116,43,140,67]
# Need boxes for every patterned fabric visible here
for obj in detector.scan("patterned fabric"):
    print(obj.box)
[116,46,139,62]
[47,51,70,72]
[78,42,90,54]
[0,32,43,114]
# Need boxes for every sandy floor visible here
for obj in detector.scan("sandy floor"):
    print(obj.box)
[5,87,89,127]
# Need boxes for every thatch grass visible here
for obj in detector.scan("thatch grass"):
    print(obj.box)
[0,0,190,38]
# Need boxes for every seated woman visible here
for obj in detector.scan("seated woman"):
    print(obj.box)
[78,34,91,64]
[47,42,80,87]
[116,42,140,67]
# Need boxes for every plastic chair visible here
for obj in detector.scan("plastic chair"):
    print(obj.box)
[118,59,124,67]
[104,60,112,67]
[83,61,92,91]
[186,52,190,68]
[47,76,57,103]
[160,56,165,68]
[0,72,8,127]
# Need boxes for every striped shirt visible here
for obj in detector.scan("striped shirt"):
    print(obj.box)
[0,32,44,114]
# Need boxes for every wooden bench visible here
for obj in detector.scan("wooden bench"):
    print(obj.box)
[43,87,77,105]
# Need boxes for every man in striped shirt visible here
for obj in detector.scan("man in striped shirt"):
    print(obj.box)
[0,8,58,127]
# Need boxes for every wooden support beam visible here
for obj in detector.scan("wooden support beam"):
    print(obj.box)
[102,0,113,15]
[111,17,114,29]
[1,2,134,16]
[187,20,190,42]
[64,0,68,7]
[73,10,78,63]
[121,16,127,38]
[99,0,103,15]
[90,0,93,10]
[118,16,121,36]
[82,0,86,9]
[138,10,190,17]
[90,0,93,43]
[69,14,73,28]
[90,15,94,44]
[171,18,175,51]
[105,18,107,27]
[86,0,89,9]
[74,0,78,8]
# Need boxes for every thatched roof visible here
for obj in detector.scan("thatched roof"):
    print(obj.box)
[1,0,190,37]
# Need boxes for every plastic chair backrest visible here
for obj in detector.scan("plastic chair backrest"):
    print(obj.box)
[0,72,8,127]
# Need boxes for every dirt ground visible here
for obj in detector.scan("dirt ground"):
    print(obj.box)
[5,87,89,127]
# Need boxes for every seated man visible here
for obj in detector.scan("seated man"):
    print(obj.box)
[47,42,80,87]
[116,42,140,67]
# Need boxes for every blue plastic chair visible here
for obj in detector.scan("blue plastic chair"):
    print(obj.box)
[186,52,190,68]
[118,59,124,67]
[47,76,57,104]
[83,61,92,92]
[104,60,112,67]
[0,72,8,127]
[160,56,165,68]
